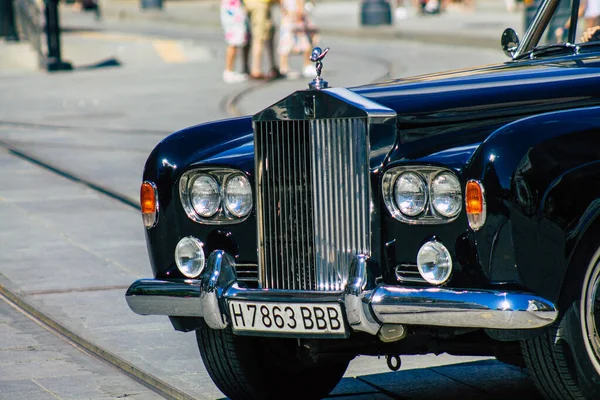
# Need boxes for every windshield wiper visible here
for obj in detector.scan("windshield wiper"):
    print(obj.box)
[518,43,579,59]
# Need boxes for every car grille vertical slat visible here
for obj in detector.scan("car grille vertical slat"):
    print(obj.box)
[256,117,370,291]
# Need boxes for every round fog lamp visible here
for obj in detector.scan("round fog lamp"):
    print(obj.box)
[175,237,206,278]
[417,241,452,285]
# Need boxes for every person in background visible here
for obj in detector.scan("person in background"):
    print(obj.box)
[581,24,600,42]
[220,0,251,83]
[245,0,282,79]
[277,0,318,78]
[584,0,600,28]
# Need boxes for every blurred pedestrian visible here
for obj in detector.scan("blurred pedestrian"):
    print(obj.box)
[585,0,600,28]
[278,0,319,78]
[220,0,251,83]
[245,0,281,79]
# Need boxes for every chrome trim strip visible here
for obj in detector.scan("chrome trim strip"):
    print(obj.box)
[371,286,557,329]
[395,264,427,283]
[225,283,343,303]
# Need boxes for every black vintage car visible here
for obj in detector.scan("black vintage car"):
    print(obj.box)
[126,0,600,398]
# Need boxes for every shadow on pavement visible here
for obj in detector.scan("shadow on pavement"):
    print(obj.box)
[327,359,544,399]
[214,359,543,399]
[74,57,122,70]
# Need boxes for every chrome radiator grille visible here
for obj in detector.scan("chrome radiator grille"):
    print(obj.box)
[255,118,370,291]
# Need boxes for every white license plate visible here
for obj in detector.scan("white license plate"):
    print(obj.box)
[228,300,347,336]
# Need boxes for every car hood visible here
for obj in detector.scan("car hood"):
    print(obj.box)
[351,55,600,162]
[202,55,600,171]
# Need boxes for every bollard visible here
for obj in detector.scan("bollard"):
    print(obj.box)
[360,0,392,26]
[140,0,162,10]
[44,0,72,71]
[0,0,20,41]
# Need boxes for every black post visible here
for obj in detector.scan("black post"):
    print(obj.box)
[140,0,162,10]
[44,0,72,71]
[360,0,393,26]
[0,0,20,41]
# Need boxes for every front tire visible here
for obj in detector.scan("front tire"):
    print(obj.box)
[196,320,350,400]
[521,245,600,400]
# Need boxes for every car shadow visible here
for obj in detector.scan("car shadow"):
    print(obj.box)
[326,359,543,399]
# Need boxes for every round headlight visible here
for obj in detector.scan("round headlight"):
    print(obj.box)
[224,174,252,217]
[431,172,462,218]
[417,240,452,285]
[394,172,427,217]
[190,174,221,217]
[175,236,206,278]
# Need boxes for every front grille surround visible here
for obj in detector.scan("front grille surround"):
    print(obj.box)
[252,88,397,292]
[255,118,371,291]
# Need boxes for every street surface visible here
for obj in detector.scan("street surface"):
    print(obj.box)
[0,2,543,399]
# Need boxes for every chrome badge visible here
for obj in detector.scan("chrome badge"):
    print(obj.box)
[308,47,330,90]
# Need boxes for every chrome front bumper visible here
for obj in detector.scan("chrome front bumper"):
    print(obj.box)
[126,251,558,334]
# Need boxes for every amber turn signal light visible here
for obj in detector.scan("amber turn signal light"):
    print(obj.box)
[466,181,483,214]
[465,180,486,231]
[140,181,158,228]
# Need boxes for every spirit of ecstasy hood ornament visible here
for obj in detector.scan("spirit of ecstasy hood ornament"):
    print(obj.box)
[308,47,330,90]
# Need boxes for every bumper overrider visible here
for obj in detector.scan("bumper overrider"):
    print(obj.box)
[126,251,558,337]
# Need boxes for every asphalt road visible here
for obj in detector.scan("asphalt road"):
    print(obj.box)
[0,9,543,400]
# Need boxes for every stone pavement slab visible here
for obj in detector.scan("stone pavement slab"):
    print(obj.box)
[0,293,163,400]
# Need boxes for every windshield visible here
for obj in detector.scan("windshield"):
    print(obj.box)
[523,0,600,52]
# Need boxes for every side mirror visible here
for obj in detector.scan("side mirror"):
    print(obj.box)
[501,28,520,58]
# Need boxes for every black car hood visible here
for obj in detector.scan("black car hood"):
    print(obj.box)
[350,55,600,162]
[200,55,600,170]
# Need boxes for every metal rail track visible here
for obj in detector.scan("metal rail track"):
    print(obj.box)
[0,139,191,400]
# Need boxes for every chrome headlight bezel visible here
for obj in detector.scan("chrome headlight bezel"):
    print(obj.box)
[179,168,253,224]
[382,166,462,225]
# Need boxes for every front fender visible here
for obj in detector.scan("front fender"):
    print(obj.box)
[142,117,254,277]
[465,106,600,302]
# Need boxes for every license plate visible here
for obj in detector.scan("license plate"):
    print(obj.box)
[228,300,347,336]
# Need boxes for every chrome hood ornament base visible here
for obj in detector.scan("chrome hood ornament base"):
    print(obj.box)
[308,47,330,90]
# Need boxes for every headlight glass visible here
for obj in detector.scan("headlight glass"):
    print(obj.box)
[394,172,427,217]
[190,174,221,217]
[417,240,452,285]
[175,237,205,278]
[431,172,462,218]
[224,174,252,217]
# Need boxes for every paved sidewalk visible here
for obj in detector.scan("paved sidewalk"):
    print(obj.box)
[0,293,163,400]
[100,0,524,49]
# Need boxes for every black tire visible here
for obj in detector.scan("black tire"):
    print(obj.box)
[195,320,350,400]
[521,245,600,400]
